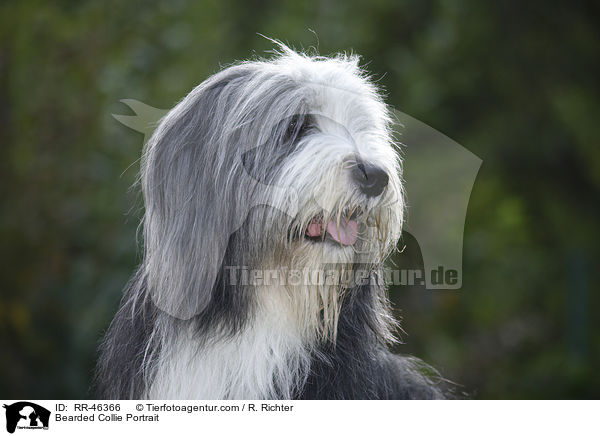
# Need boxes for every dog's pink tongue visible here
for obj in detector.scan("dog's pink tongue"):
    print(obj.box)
[306,220,323,237]
[327,220,358,246]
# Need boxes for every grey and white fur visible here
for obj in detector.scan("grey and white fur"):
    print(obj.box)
[96,43,445,399]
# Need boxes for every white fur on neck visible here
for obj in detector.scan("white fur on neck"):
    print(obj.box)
[145,243,358,400]
[145,286,313,400]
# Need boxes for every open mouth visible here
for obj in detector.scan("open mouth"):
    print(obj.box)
[304,208,360,246]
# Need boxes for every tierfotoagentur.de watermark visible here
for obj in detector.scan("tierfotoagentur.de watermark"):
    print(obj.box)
[224,265,459,288]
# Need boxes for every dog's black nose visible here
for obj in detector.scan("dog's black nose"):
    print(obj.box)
[352,162,389,197]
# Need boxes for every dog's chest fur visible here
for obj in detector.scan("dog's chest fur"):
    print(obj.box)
[147,293,311,399]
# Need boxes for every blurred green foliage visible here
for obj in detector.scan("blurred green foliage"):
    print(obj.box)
[1,0,598,399]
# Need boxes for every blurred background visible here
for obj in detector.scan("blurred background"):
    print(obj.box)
[1,0,598,399]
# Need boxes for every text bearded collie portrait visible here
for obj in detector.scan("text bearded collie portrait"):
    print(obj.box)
[96,43,445,400]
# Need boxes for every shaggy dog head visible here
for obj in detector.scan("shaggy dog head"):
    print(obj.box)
[141,44,403,341]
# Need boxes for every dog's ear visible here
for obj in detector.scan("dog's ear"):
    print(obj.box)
[140,70,255,320]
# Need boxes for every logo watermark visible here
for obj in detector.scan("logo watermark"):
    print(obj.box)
[3,402,50,434]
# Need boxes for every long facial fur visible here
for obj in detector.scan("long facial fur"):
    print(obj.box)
[96,45,426,400]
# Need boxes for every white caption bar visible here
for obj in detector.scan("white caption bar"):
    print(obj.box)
[0,400,597,435]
